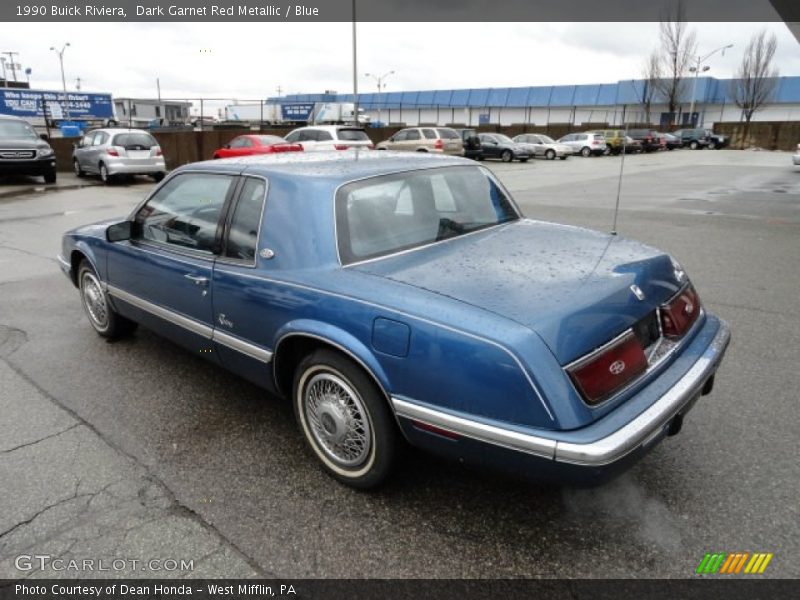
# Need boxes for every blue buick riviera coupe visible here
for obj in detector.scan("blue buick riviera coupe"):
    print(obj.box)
[60,152,730,488]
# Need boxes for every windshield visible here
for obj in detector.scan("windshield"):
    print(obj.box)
[0,119,38,139]
[539,135,556,144]
[336,166,519,264]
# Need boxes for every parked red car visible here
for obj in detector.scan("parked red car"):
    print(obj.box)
[213,135,302,159]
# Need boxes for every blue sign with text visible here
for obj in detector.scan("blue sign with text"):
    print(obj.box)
[0,88,114,120]
[281,102,315,122]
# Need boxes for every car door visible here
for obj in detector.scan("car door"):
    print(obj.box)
[480,134,499,158]
[386,129,407,150]
[105,171,238,356]
[90,131,110,170]
[403,129,421,151]
[209,176,275,387]
[75,131,96,170]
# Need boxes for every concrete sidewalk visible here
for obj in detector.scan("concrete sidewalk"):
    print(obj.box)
[0,326,261,579]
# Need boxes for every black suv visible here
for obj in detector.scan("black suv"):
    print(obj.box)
[457,128,483,160]
[0,115,57,183]
[673,128,711,150]
[627,129,663,152]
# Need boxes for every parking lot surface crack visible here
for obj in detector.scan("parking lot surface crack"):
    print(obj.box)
[1,423,79,455]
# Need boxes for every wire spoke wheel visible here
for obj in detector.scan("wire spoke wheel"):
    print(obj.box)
[81,270,109,329]
[303,372,372,468]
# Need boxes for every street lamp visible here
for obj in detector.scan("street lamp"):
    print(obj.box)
[50,42,71,120]
[688,44,733,126]
[365,70,395,126]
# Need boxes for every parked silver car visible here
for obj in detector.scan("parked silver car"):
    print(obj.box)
[556,132,608,157]
[512,133,572,160]
[72,128,166,184]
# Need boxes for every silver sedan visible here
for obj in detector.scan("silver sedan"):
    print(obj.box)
[512,133,573,160]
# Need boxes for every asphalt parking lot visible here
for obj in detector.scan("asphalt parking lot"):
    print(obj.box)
[0,149,798,578]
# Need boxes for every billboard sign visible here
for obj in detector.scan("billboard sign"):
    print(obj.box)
[281,102,315,122]
[0,88,114,120]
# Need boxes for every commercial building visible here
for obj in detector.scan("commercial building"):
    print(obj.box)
[113,98,192,126]
[271,76,800,128]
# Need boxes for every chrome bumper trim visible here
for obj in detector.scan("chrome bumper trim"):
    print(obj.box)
[392,320,731,467]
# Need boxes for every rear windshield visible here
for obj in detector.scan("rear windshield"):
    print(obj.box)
[336,166,519,265]
[337,128,370,141]
[112,133,158,148]
[436,128,460,139]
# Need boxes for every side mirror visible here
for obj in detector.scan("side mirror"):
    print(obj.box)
[107,221,135,242]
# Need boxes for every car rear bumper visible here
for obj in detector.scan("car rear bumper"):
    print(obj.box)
[105,157,166,175]
[393,315,730,484]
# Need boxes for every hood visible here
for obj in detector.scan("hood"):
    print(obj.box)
[354,219,682,365]
[0,137,50,150]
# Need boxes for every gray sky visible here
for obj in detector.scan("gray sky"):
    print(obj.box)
[1,22,797,100]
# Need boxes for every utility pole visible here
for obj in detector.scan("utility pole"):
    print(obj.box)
[156,77,161,101]
[75,77,81,91]
[688,44,733,126]
[276,85,282,97]
[365,70,395,125]
[50,43,71,121]
[2,51,20,81]
[0,58,7,87]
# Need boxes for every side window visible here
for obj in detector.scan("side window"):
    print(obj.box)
[316,130,334,141]
[285,131,300,143]
[406,130,421,141]
[393,130,407,142]
[80,132,95,147]
[92,132,107,146]
[135,174,234,254]
[421,128,437,139]
[229,137,247,148]
[225,178,267,262]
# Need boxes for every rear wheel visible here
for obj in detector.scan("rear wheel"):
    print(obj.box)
[73,159,85,177]
[77,260,137,338]
[581,146,592,157]
[500,149,513,162]
[708,140,717,150]
[293,349,398,488]
[689,141,699,150]
[99,162,113,184]
[545,149,556,160]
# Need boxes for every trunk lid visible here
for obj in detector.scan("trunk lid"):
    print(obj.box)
[353,219,681,365]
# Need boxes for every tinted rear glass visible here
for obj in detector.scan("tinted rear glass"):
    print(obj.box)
[113,133,158,148]
[436,128,459,140]
[337,129,370,141]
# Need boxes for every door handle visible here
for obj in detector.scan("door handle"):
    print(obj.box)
[184,274,209,287]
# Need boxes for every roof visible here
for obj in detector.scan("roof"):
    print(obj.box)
[270,76,800,108]
[183,150,472,183]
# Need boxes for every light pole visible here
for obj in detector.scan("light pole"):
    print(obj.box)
[50,42,71,120]
[688,44,733,126]
[365,70,394,126]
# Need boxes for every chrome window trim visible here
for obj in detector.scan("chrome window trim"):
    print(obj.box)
[132,239,216,265]
[214,268,555,421]
[393,319,730,467]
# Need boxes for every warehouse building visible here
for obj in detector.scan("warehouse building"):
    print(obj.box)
[270,76,800,128]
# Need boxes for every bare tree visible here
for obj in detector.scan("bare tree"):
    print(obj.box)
[653,1,697,122]
[641,50,662,124]
[731,30,779,124]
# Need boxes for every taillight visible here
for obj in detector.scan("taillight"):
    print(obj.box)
[434,139,444,150]
[154,147,162,156]
[107,148,119,157]
[368,143,375,150]
[660,284,701,339]
[334,144,349,150]
[567,331,648,405]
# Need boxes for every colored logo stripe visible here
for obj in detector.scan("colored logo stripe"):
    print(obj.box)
[697,552,773,574]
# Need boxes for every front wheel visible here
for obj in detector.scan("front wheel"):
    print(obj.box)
[545,149,556,160]
[78,260,137,338]
[293,349,398,488]
[500,149,513,162]
[73,159,85,177]
[708,141,717,150]
[581,146,592,157]
[689,141,699,150]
